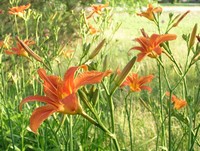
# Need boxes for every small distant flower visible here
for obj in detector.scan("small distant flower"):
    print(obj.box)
[8,3,31,16]
[88,24,99,35]
[121,73,154,92]
[166,92,187,110]
[5,39,35,57]
[62,49,74,58]
[0,41,4,47]
[19,65,111,133]
[0,9,4,14]
[137,4,162,21]
[87,2,109,19]
[131,33,177,62]
[172,10,190,27]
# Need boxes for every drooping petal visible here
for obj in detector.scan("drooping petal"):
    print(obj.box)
[137,52,147,62]
[19,95,59,111]
[131,46,146,52]
[60,93,82,114]
[74,70,111,89]
[140,86,152,92]
[29,105,57,134]
[139,75,154,85]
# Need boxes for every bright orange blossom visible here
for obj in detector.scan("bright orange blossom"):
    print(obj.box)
[137,4,162,21]
[8,3,31,16]
[5,39,34,57]
[131,33,177,62]
[87,3,109,19]
[166,92,187,110]
[19,66,111,133]
[121,73,154,92]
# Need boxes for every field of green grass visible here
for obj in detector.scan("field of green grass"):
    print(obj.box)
[0,1,200,151]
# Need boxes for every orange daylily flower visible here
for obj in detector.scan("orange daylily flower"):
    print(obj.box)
[8,3,31,16]
[5,39,35,57]
[121,73,154,92]
[87,2,109,19]
[0,41,4,47]
[166,92,187,110]
[137,4,162,21]
[19,66,111,133]
[88,24,99,35]
[131,33,177,62]
[0,9,3,14]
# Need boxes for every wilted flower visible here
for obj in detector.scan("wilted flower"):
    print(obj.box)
[166,92,187,110]
[131,33,177,62]
[137,4,162,21]
[19,65,111,133]
[121,73,154,92]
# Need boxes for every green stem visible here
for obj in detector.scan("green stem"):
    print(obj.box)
[157,62,166,149]
[14,15,19,36]
[168,91,172,151]
[69,115,73,151]
[24,19,28,39]
[125,93,133,151]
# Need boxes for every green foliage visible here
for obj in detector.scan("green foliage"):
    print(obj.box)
[0,0,200,151]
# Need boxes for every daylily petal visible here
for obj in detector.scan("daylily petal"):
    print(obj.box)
[139,75,154,85]
[153,46,162,55]
[63,66,78,95]
[156,34,177,44]
[131,46,146,52]
[19,95,59,111]
[140,86,152,92]
[30,105,57,134]
[60,93,82,114]
[74,70,111,89]
[137,53,147,62]
[38,68,61,100]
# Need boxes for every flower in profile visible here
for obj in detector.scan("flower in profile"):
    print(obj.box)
[5,39,35,57]
[87,2,109,19]
[19,65,111,133]
[137,4,162,21]
[166,92,187,110]
[8,3,31,16]
[131,33,177,62]
[121,73,154,92]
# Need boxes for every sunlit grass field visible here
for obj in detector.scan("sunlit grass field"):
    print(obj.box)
[0,1,200,151]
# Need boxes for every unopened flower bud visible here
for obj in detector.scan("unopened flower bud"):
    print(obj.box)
[89,39,106,59]
[189,23,197,49]
[115,56,136,87]
[172,10,190,27]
